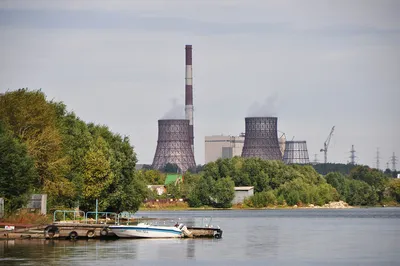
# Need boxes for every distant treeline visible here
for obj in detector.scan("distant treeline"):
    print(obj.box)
[312,163,398,177]
[142,157,400,208]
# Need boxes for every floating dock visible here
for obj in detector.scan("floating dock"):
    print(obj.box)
[1,223,222,240]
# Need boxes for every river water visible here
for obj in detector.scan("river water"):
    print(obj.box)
[1,208,399,265]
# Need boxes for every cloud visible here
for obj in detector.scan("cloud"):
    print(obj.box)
[162,98,185,120]
[247,93,280,117]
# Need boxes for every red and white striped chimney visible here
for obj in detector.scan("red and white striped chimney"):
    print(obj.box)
[185,44,194,152]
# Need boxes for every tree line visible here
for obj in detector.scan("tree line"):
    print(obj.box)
[1,89,399,215]
[145,158,400,208]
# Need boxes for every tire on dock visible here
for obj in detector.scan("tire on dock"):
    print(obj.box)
[214,230,223,239]
[86,230,95,238]
[44,225,59,239]
[68,231,78,240]
[100,228,109,237]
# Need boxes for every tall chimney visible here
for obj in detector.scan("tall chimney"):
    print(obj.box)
[185,44,194,152]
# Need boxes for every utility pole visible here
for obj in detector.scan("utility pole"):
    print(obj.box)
[391,152,398,171]
[375,148,381,170]
[349,145,356,165]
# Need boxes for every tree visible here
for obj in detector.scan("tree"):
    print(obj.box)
[81,137,114,211]
[387,179,400,203]
[105,136,148,212]
[0,122,37,213]
[210,177,235,208]
[0,89,75,206]
[52,102,93,207]
[137,169,165,185]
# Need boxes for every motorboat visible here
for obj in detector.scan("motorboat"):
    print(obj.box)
[108,222,188,238]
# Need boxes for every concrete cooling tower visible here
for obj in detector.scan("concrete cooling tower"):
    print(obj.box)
[241,117,283,161]
[283,140,310,164]
[152,119,196,172]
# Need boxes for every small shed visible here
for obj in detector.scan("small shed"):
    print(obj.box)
[232,186,254,204]
[26,194,47,215]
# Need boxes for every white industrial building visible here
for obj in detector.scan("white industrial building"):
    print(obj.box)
[205,134,245,164]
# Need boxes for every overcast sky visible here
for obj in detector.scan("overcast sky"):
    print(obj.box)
[1,0,399,169]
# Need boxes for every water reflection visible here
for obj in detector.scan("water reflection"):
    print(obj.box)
[245,221,279,258]
[1,209,399,265]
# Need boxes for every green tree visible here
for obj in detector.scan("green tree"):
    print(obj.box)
[105,136,148,212]
[210,177,235,208]
[138,169,165,185]
[187,175,214,207]
[52,102,93,207]
[82,136,114,211]
[0,123,37,213]
[0,89,75,205]
[386,179,400,203]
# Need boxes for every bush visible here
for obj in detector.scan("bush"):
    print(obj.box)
[245,190,276,207]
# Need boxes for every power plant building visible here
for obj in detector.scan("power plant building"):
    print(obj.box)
[283,140,310,164]
[241,117,282,161]
[152,119,196,172]
[205,135,245,164]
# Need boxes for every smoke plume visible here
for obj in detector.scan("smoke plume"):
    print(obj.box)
[162,98,185,119]
[247,93,279,117]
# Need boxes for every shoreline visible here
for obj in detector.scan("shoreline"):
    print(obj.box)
[138,201,400,211]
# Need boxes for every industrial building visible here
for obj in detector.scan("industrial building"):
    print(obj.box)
[205,134,245,163]
[241,117,283,161]
[152,119,196,172]
[283,140,310,164]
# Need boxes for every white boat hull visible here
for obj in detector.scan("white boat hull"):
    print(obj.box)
[109,224,184,238]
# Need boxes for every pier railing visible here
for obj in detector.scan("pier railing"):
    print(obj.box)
[53,210,135,225]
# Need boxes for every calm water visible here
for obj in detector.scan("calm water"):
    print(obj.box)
[1,208,399,265]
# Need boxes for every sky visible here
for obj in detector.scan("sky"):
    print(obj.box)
[1,0,399,169]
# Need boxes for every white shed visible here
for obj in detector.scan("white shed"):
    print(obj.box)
[232,186,254,204]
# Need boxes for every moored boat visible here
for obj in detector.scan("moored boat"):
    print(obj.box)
[108,223,186,238]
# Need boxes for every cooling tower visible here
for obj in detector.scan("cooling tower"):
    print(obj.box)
[241,117,282,160]
[152,119,196,172]
[283,141,310,164]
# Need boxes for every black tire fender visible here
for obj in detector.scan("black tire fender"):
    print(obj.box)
[87,230,95,238]
[44,225,59,239]
[69,231,78,240]
[100,228,108,236]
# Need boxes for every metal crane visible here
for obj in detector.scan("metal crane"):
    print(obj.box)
[320,126,335,164]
